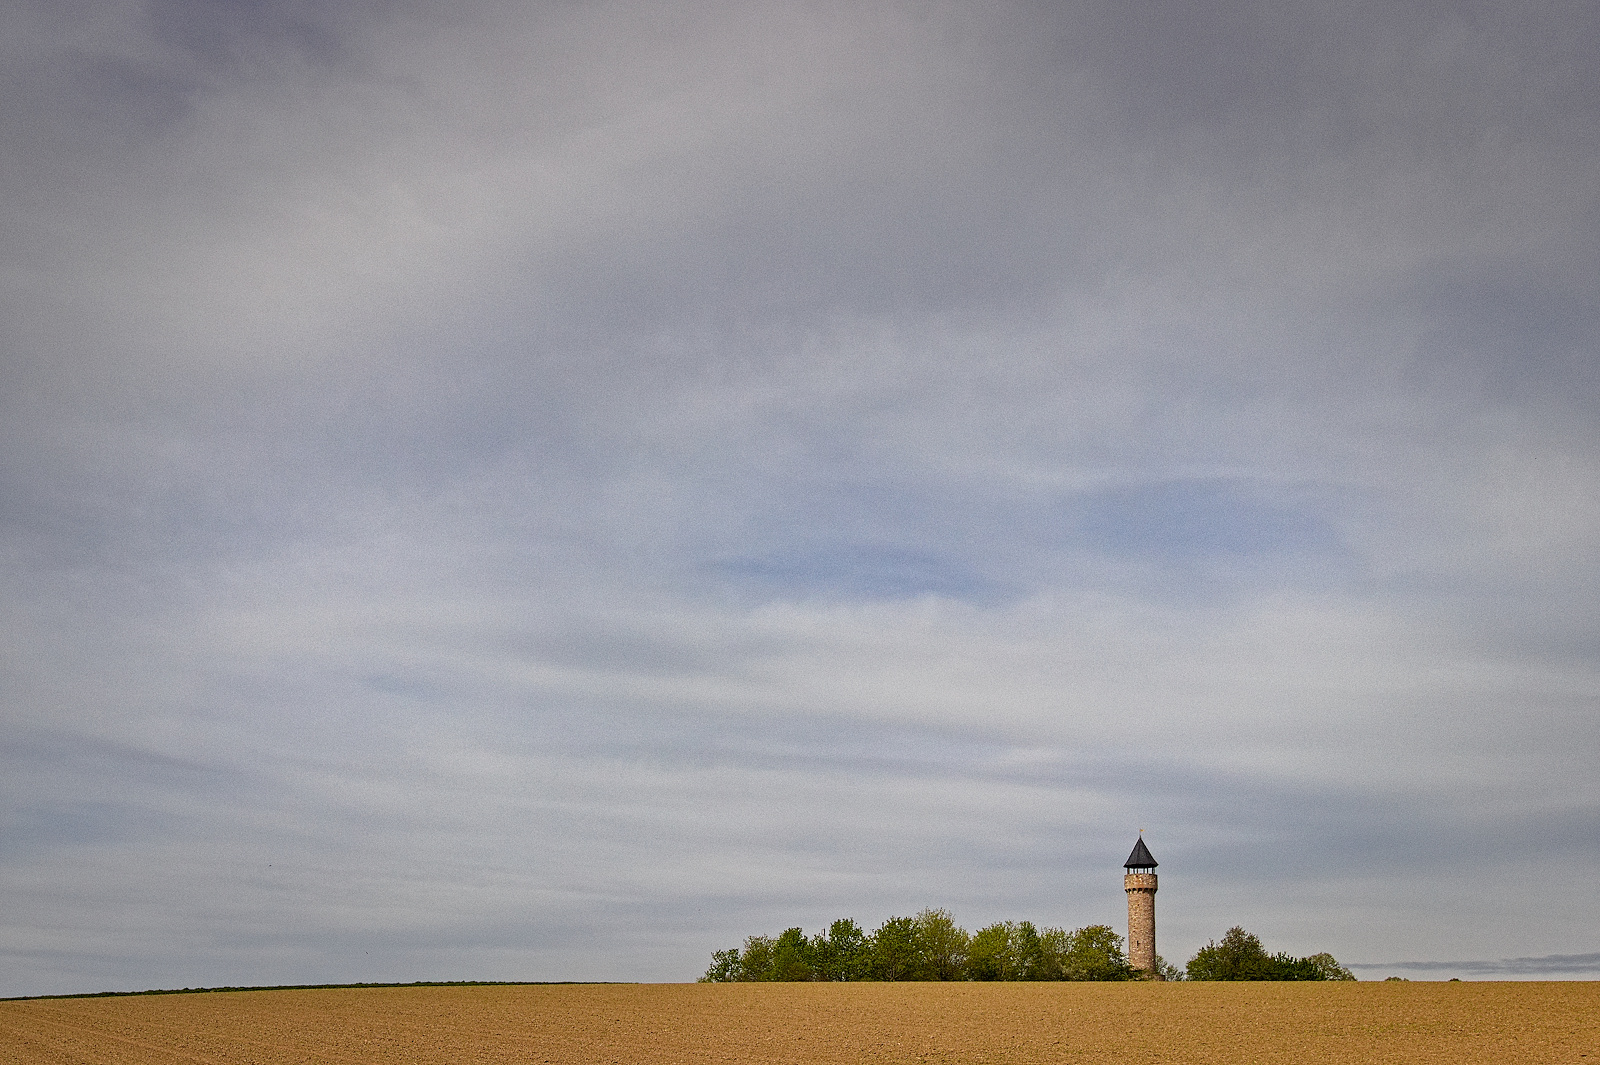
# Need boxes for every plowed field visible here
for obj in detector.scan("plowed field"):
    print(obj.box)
[2,981,1596,1064]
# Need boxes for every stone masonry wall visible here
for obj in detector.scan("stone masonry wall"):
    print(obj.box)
[1124,872,1157,973]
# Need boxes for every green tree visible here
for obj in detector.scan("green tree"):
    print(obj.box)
[736,934,778,981]
[767,927,815,981]
[966,922,1018,980]
[1034,926,1072,980]
[1186,926,1275,980]
[1060,924,1135,981]
[1012,921,1046,980]
[963,921,1048,980]
[811,918,870,981]
[912,908,970,981]
[700,947,742,983]
[868,916,924,980]
[1268,951,1324,981]
[1186,927,1352,981]
[1305,952,1356,981]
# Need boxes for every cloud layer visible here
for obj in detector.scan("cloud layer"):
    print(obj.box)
[2,0,1598,995]
[1351,953,1600,978]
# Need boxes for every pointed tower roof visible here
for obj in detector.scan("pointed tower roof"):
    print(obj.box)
[1124,837,1157,869]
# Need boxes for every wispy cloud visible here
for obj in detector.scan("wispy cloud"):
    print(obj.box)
[2,0,1598,996]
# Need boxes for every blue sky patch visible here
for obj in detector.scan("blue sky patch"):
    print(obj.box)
[713,543,999,602]
[1070,479,1340,561]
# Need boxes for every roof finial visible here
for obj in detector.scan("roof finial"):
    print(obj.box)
[1124,836,1158,869]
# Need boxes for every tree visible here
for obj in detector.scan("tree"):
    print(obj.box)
[868,916,923,980]
[700,948,742,983]
[912,909,970,981]
[966,922,1019,981]
[767,927,815,981]
[1269,952,1324,981]
[811,918,870,981]
[735,934,778,981]
[961,921,1053,980]
[1059,924,1135,981]
[1034,926,1072,980]
[1011,921,1046,980]
[1304,953,1356,981]
[1186,927,1275,980]
[1186,927,1352,981]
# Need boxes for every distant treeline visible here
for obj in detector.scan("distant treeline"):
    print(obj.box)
[701,912,1354,983]
[0,981,615,1003]
[701,910,1147,982]
[1186,926,1354,981]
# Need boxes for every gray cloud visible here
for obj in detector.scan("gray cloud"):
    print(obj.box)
[2,0,1598,995]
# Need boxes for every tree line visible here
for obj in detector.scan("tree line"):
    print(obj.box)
[701,911,1353,982]
[1184,926,1354,981]
[702,909,1150,982]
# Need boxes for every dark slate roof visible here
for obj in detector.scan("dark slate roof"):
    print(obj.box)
[1124,837,1158,869]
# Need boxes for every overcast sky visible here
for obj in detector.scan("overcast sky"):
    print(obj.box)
[3,0,1597,995]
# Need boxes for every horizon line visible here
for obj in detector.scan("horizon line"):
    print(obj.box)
[1347,952,1600,975]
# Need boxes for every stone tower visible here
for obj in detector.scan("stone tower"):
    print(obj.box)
[1124,836,1158,976]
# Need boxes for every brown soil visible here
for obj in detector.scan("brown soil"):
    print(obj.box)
[2,981,1596,1064]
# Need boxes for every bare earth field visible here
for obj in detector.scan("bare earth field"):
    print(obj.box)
[2,981,1596,1065]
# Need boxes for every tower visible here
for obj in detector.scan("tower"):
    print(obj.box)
[1124,836,1158,976]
